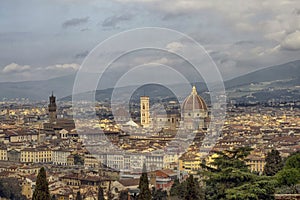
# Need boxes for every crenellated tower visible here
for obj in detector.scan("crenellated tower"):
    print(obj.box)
[48,92,57,123]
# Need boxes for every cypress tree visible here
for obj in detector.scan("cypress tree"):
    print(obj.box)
[119,190,129,200]
[185,175,202,200]
[32,167,51,200]
[75,191,82,200]
[151,187,167,200]
[98,185,105,200]
[264,149,283,176]
[138,164,151,200]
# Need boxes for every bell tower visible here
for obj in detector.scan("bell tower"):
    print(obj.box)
[140,96,150,127]
[48,92,57,123]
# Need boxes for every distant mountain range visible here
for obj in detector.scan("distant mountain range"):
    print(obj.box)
[224,60,300,103]
[225,60,300,89]
[0,60,299,102]
[0,74,76,100]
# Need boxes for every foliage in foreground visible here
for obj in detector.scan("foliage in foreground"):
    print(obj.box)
[170,175,204,200]
[202,147,276,200]
[264,149,283,176]
[275,152,300,194]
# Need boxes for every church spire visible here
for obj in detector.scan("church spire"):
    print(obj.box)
[191,85,197,95]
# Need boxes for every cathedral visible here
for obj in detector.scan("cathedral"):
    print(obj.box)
[182,86,209,130]
[139,86,209,130]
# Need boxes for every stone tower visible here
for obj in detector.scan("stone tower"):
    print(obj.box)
[140,96,150,127]
[48,92,57,123]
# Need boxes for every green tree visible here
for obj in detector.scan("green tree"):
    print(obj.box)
[170,178,187,199]
[185,175,203,200]
[170,177,203,200]
[151,187,167,200]
[119,190,129,200]
[98,185,105,200]
[264,149,283,176]
[32,167,51,200]
[275,152,300,194]
[74,154,84,165]
[170,179,187,199]
[277,168,300,187]
[202,147,275,200]
[75,191,82,200]
[0,178,26,200]
[170,179,181,197]
[284,152,300,170]
[138,164,151,200]
[226,178,276,200]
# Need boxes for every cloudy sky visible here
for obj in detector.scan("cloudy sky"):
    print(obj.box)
[0,0,300,82]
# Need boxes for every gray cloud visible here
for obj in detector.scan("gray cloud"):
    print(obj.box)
[75,51,89,59]
[162,12,187,21]
[280,31,300,51]
[80,28,89,32]
[62,17,89,28]
[102,14,132,28]
[1,0,300,83]
[294,8,300,15]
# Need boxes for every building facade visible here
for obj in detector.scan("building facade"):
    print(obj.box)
[52,149,71,165]
[20,147,52,163]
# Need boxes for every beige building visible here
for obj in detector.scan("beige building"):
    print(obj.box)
[163,153,180,169]
[1,129,38,143]
[179,153,202,175]
[60,173,111,191]
[18,165,39,175]
[0,145,7,161]
[246,155,266,173]
[9,130,38,143]
[21,147,52,163]
[84,155,99,168]
[67,154,75,166]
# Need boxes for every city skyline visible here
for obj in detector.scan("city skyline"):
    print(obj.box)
[0,1,300,199]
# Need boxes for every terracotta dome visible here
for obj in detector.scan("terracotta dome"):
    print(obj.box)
[182,86,207,111]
